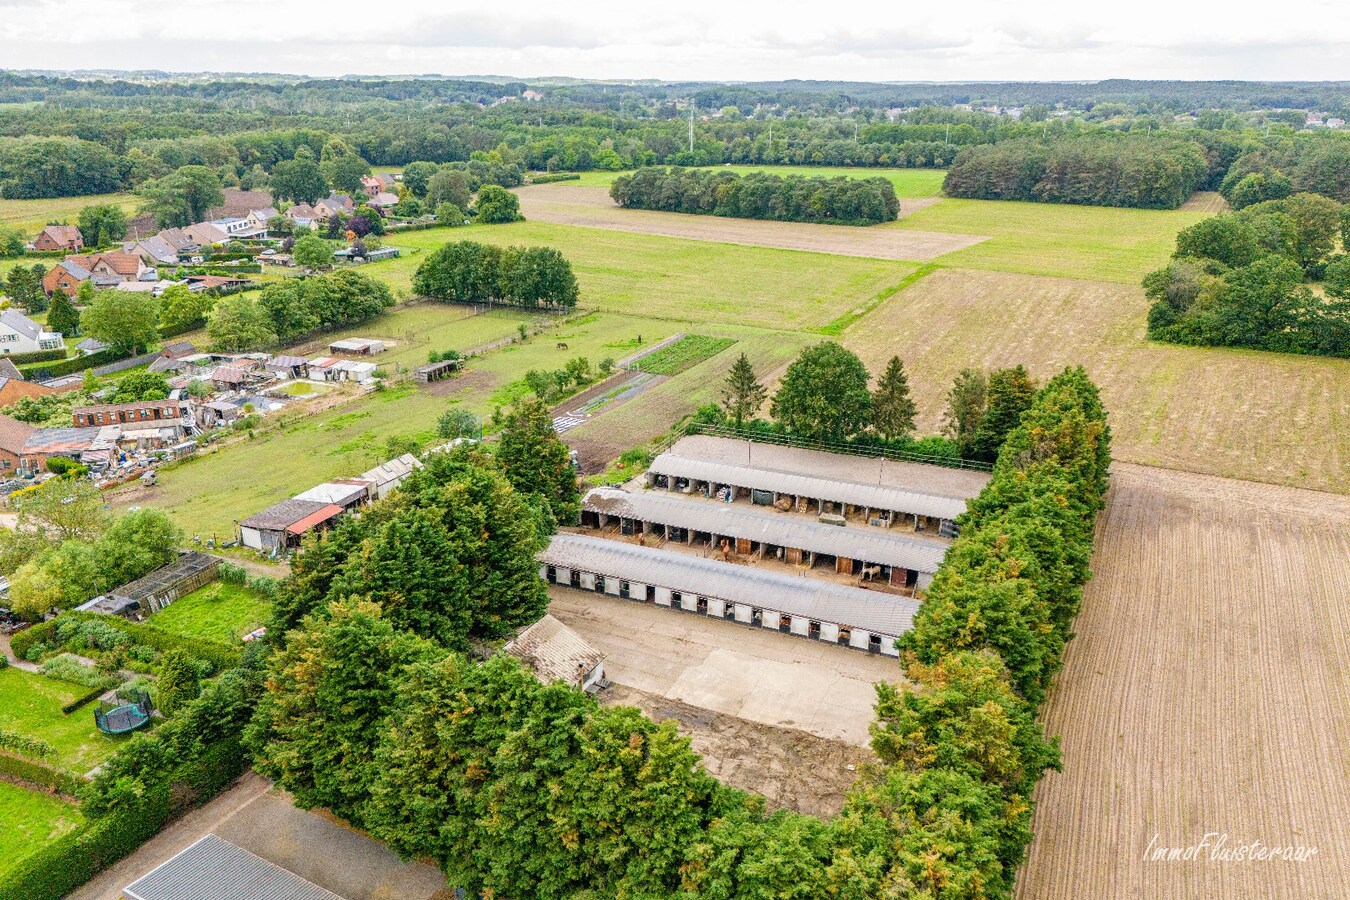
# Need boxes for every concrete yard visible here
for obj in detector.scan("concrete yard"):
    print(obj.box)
[548,586,903,746]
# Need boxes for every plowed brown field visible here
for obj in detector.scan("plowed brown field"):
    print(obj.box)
[1017,463,1350,900]
[844,268,1349,494]
[514,184,984,261]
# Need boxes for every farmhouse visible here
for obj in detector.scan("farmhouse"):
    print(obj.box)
[0,309,65,355]
[646,434,990,539]
[238,498,344,554]
[43,251,155,296]
[32,224,84,252]
[541,533,913,655]
[504,613,606,692]
[582,486,945,591]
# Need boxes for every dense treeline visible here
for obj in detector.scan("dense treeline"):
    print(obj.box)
[242,369,1110,899]
[611,167,900,225]
[1144,193,1350,357]
[413,240,579,309]
[944,135,1211,208]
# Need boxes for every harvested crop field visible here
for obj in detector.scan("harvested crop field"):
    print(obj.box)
[844,268,1349,493]
[513,184,986,261]
[1179,190,1231,212]
[1017,463,1350,900]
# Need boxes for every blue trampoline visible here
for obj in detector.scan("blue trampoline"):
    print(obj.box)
[94,690,154,735]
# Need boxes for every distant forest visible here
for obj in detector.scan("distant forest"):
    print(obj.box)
[1,73,1348,210]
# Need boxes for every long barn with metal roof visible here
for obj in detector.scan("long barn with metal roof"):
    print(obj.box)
[646,435,989,537]
[540,533,916,655]
[583,486,947,588]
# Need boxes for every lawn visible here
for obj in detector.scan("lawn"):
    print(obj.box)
[149,581,272,642]
[565,167,947,198]
[895,198,1212,284]
[381,222,921,330]
[111,312,685,537]
[0,781,82,876]
[0,667,124,772]
[309,304,541,373]
[0,192,140,237]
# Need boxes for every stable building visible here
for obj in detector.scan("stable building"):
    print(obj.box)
[581,486,945,592]
[540,533,915,656]
[646,434,990,539]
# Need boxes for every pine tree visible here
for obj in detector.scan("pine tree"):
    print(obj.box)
[47,289,81,338]
[720,352,767,427]
[496,397,579,525]
[871,355,918,443]
[942,368,987,457]
[155,650,201,716]
[970,365,1037,462]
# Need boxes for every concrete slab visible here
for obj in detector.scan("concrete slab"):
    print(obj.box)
[548,586,904,746]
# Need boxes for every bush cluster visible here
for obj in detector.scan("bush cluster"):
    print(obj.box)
[611,166,901,225]
[413,240,579,309]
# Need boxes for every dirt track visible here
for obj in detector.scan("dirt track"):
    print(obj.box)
[514,184,984,261]
[1017,463,1350,900]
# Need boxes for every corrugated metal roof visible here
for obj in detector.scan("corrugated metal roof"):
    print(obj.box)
[123,834,345,900]
[504,614,604,686]
[648,452,976,521]
[356,452,422,486]
[285,504,344,535]
[239,498,331,531]
[293,481,369,507]
[541,533,919,637]
[585,487,947,574]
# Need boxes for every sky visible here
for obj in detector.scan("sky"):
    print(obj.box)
[1,0,1348,82]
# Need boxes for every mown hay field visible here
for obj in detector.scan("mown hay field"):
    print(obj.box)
[383,221,924,328]
[844,268,1349,494]
[1017,463,1350,900]
[891,197,1211,283]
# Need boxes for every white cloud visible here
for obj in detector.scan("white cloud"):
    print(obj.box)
[0,0,1348,80]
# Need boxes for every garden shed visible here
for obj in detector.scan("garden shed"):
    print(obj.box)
[239,499,343,555]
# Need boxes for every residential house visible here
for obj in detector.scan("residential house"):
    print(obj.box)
[44,251,154,297]
[313,194,354,219]
[0,415,36,474]
[0,376,54,413]
[205,189,275,221]
[359,175,386,197]
[368,191,400,212]
[283,203,320,230]
[0,309,65,355]
[126,223,230,265]
[184,274,250,293]
[32,225,84,252]
[76,337,108,356]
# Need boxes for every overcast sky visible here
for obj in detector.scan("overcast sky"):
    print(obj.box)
[2,0,1347,82]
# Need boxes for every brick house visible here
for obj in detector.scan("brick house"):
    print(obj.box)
[72,398,190,428]
[32,225,85,252]
[43,251,154,297]
[0,415,36,475]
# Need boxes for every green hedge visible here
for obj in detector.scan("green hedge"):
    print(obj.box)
[158,318,206,340]
[20,347,127,379]
[0,736,249,900]
[0,751,84,796]
[59,687,106,715]
[10,619,58,659]
[529,172,582,184]
[7,348,67,366]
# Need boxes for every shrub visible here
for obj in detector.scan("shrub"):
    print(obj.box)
[40,654,116,691]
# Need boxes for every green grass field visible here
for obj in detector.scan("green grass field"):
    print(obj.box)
[150,581,272,642]
[894,198,1211,283]
[0,192,140,237]
[0,667,125,772]
[380,222,921,330]
[315,304,541,373]
[564,167,947,198]
[0,781,82,875]
[114,312,684,536]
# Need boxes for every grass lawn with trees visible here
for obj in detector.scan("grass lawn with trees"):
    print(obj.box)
[0,782,82,877]
[380,222,922,330]
[149,581,272,642]
[0,667,122,772]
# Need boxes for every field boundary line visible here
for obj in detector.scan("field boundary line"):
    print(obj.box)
[816,263,940,335]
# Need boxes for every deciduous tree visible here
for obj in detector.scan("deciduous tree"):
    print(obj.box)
[81,291,161,355]
[770,342,872,440]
